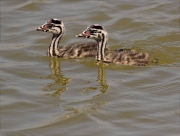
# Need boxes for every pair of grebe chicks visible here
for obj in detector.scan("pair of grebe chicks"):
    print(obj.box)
[36,18,149,66]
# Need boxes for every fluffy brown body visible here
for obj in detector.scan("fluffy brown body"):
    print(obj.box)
[105,49,149,66]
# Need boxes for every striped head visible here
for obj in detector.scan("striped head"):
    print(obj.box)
[76,24,108,42]
[76,24,108,61]
[35,18,65,35]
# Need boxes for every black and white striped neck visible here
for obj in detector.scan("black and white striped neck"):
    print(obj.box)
[96,32,108,61]
[48,34,62,57]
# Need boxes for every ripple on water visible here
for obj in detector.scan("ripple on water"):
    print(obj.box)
[1,0,180,136]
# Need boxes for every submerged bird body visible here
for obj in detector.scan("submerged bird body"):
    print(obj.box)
[76,24,149,66]
[35,18,109,58]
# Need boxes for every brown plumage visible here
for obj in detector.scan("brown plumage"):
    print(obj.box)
[105,49,149,66]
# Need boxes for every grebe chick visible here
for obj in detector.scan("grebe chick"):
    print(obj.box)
[76,24,149,66]
[35,19,109,58]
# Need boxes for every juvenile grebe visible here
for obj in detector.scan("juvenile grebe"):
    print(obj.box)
[35,19,110,58]
[76,24,149,66]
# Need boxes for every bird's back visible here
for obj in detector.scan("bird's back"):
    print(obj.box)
[105,49,149,66]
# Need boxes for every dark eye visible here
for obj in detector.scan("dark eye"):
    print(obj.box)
[48,24,54,28]
[90,29,97,33]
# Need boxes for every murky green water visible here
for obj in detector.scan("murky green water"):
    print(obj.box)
[1,0,180,136]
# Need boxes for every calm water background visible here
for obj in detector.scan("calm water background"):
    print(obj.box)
[1,0,180,136]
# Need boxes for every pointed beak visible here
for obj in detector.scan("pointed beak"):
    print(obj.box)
[76,30,90,38]
[35,22,50,32]
[76,33,86,38]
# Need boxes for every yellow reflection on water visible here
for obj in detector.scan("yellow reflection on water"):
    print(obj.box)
[81,62,109,97]
[57,61,109,119]
[42,58,71,97]
[95,62,109,97]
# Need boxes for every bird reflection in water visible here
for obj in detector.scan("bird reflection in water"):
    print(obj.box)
[82,62,109,98]
[96,63,109,96]
[41,58,109,119]
[43,58,71,97]
[62,63,109,119]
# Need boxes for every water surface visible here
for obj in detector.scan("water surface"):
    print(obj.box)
[1,0,180,136]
